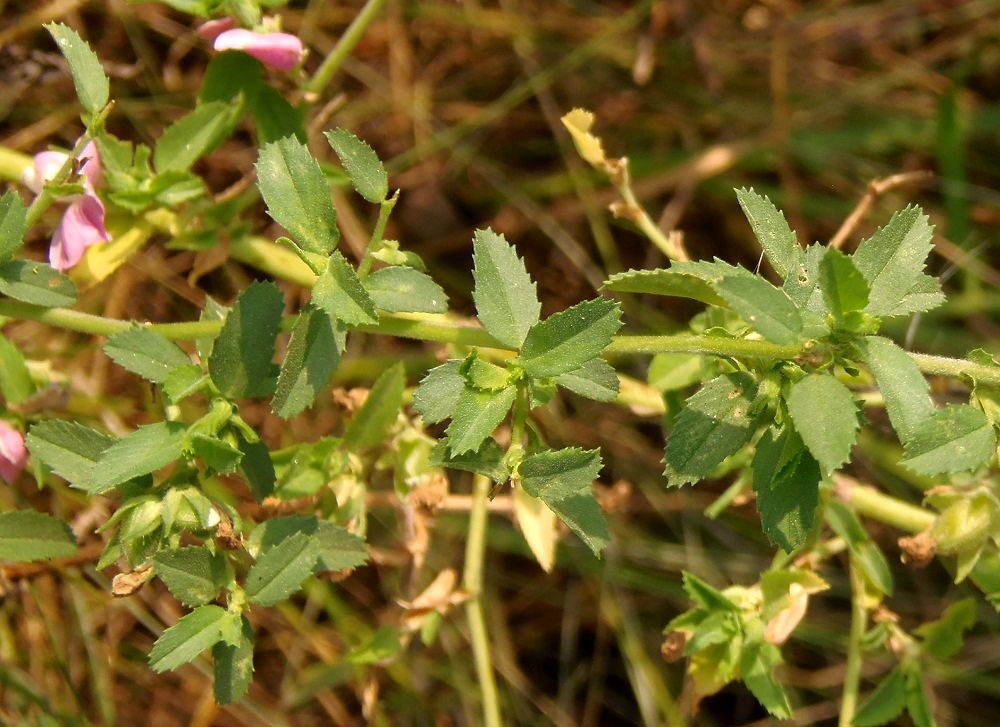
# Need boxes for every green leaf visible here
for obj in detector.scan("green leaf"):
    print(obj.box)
[715,275,802,344]
[0,260,77,308]
[672,258,755,284]
[0,191,27,262]
[904,667,935,727]
[249,86,306,144]
[854,667,907,727]
[664,373,762,486]
[325,128,388,204]
[681,571,739,611]
[887,274,945,317]
[199,50,262,106]
[311,251,379,326]
[519,299,622,378]
[900,404,996,475]
[103,326,192,384]
[213,616,254,705]
[45,23,109,116]
[826,501,894,596]
[429,439,509,483]
[740,637,792,719]
[86,421,188,494]
[916,598,976,661]
[518,448,608,556]
[208,281,284,399]
[190,434,242,474]
[783,243,829,313]
[153,547,228,607]
[154,101,243,173]
[413,360,464,424]
[149,604,228,673]
[245,531,320,606]
[273,307,340,419]
[163,364,206,403]
[0,333,34,405]
[342,362,406,451]
[348,626,402,665]
[256,136,339,255]
[751,426,821,552]
[556,357,619,402]
[786,374,860,476]
[853,206,935,317]
[237,434,275,503]
[0,511,77,562]
[445,384,516,455]
[471,228,540,349]
[26,420,113,487]
[461,354,510,391]
[855,336,934,445]
[648,353,706,393]
[819,247,869,320]
[602,268,726,306]
[735,187,801,280]
[249,516,367,573]
[364,266,448,313]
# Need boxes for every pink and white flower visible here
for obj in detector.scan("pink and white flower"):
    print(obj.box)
[212,28,304,71]
[0,420,27,484]
[22,140,109,272]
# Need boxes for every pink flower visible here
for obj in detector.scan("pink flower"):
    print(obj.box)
[214,28,304,70]
[22,140,109,272]
[0,420,27,484]
[196,17,236,42]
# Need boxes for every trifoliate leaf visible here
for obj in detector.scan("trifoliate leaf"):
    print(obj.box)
[915,598,977,661]
[853,205,935,317]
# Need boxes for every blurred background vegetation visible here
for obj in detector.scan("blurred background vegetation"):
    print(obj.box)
[1,0,1000,724]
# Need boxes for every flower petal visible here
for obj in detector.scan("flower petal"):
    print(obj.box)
[196,16,237,42]
[214,29,304,70]
[23,150,69,194]
[0,420,27,484]
[49,195,110,271]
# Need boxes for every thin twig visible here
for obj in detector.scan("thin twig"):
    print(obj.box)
[828,171,934,250]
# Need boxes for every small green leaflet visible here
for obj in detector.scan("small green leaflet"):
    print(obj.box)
[855,336,934,445]
[342,362,406,451]
[413,360,464,424]
[0,511,77,562]
[0,260,77,308]
[915,598,976,661]
[273,307,340,419]
[783,243,829,313]
[163,364,206,403]
[249,515,368,573]
[153,547,228,607]
[237,434,275,503]
[556,357,619,402]
[208,281,284,399]
[680,571,739,612]
[0,191,26,262]
[429,439,509,483]
[751,426,820,552]
[250,86,306,144]
[256,136,339,256]
[154,100,243,173]
[854,667,907,727]
[825,501,893,596]
[664,373,762,487]
[364,266,448,313]
[734,187,801,280]
[26,420,113,487]
[461,354,510,391]
[786,374,860,476]
[714,275,802,345]
[471,228,540,349]
[445,384,516,455]
[45,23,109,116]
[739,635,792,719]
[193,434,243,474]
[325,128,389,204]
[103,326,192,384]
[311,251,379,325]
[852,205,935,317]
[86,421,188,494]
[199,50,262,106]
[899,404,996,476]
[213,616,254,705]
[149,604,229,673]
[519,299,622,378]
[602,267,725,306]
[0,333,33,405]
[887,274,945,317]
[245,531,320,606]
[818,248,869,320]
[903,666,934,727]
[518,448,608,556]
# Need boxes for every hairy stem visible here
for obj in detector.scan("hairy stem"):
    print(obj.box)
[838,558,867,727]
[463,474,503,727]
[357,190,399,278]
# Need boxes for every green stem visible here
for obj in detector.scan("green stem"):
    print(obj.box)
[840,478,935,533]
[303,0,389,98]
[614,157,687,261]
[608,334,804,361]
[357,190,399,278]
[463,474,503,727]
[838,558,867,727]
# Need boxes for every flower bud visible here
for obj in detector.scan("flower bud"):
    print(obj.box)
[0,421,27,484]
[932,493,998,555]
[213,28,304,70]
